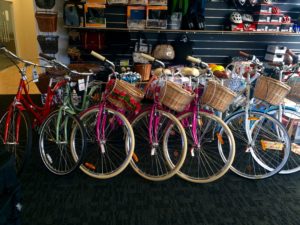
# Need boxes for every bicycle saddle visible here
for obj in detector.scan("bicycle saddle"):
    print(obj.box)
[181,67,200,77]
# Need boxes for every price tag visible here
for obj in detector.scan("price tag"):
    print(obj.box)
[32,67,39,83]
[261,140,284,151]
[78,79,85,91]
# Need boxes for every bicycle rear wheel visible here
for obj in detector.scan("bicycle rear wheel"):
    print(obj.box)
[79,107,134,179]
[268,108,300,174]
[0,110,32,176]
[39,111,86,175]
[176,112,235,183]
[130,109,187,181]
[223,111,290,179]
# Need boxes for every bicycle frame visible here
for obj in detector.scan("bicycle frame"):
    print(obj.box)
[3,68,67,144]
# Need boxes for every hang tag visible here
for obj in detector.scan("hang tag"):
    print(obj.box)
[78,79,85,91]
[32,67,39,82]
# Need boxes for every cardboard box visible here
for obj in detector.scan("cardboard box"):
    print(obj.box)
[146,6,168,29]
[84,3,106,28]
[127,6,146,29]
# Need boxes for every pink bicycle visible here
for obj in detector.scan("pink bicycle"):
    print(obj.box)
[129,53,188,181]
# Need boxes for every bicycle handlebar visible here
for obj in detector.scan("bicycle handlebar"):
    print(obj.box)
[186,55,209,68]
[140,53,165,68]
[91,51,115,69]
[39,54,94,77]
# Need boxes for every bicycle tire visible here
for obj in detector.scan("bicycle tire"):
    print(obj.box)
[79,107,135,179]
[175,111,235,183]
[0,109,32,176]
[223,110,291,179]
[39,110,86,175]
[268,107,300,174]
[130,109,187,181]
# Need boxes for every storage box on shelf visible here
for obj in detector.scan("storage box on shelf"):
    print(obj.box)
[255,22,269,31]
[87,0,106,3]
[267,45,287,54]
[265,53,284,62]
[281,23,293,32]
[253,12,271,23]
[107,0,129,4]
[268,22,281,32]
[271,14,283,23]
[127,6,146,29]
[146,6,168,29]
[255,4,273,13]
[148,0,167,5]
[84,3,106,28]
[129,0,148,5]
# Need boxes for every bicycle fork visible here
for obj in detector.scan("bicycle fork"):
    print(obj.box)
[96,102,107,154]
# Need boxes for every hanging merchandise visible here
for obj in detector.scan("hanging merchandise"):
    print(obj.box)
[152,33,175,60]
[37,35,59,54]
[35,0,55,9]
[64,2,85,27]
[132,32,152,64]
[172,34,193,64]
[171,0,189,16]
[181,0,206,30]
[80,31,105,51]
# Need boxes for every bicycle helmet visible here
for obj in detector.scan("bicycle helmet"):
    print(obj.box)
[230,12,243,24]
[242,14,254,23]
[272,7,281,14]
[238,0,246,6]
[282,15,291,23]
[249,0,258,6]
[262,0,272,4]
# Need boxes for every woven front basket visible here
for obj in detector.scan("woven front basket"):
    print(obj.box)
[35,12,57,32]
[254,76,291,105]
[159,81,195,112]
[108,79,145,110]
[286,77,300,104]
[202,80,237,112]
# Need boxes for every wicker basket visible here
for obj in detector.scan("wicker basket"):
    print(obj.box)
[35,12,57,32]
[37,35,58,54]
[202,80,237,112]
[159,81,195,112]
[134,64,152,81]
[254,76,291,105]
[286,77,300,103]
[107,79,145,110]
[35,73,50,94]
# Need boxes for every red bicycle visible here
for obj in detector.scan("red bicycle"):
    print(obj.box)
[0,45,67,175]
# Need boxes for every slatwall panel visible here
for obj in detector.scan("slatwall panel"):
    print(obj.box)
[79,0,300,65]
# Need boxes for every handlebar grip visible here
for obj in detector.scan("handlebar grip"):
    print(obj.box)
[186,56,201,64]
[39,53,55,61]
[91,51,106,61]
[140,53,155,62]
[239,51,253,60]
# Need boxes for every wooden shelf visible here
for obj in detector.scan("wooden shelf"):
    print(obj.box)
[64,26,299,35]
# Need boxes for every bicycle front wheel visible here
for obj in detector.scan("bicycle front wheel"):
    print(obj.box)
[130,110,187,181]
[79,107,135,179]
[268,108,300,174]
[176,112,235,183]
[39,111,86,175]
[0,110,32,175]
[223,111,290,179]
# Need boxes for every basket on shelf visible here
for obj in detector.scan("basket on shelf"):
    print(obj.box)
[35,0,55,9]
[254,76,291,105]
[286,76,300,103]
[159,81,195,112]
[107,79,145,111]
[35,12,57,32]
[37,35,59,54]
[134,64,152,81]
[201,80,237,112]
